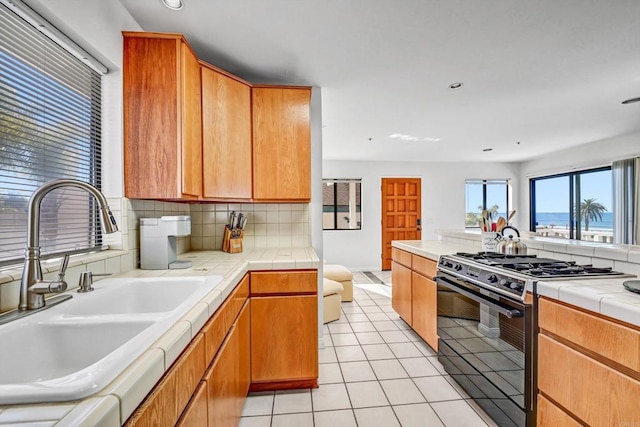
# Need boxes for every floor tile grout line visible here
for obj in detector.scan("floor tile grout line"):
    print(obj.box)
[255,281,492,427]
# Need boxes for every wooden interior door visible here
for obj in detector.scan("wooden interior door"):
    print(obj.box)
[381,178,421,270]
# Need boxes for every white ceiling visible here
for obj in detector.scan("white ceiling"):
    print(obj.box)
[119,0,640,163]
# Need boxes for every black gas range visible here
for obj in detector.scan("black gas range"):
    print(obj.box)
[434,252,633,427]
[438,252,631,302]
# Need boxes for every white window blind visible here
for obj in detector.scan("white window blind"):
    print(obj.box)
[0,3,104,265]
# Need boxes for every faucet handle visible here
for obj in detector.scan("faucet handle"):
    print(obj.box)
[57,254,70,281]
[78,271,111,293]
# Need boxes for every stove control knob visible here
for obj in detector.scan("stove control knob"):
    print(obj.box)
[454,264,463,271]
[445,262,453,268]
[487,274,498,283]
[510,283,524,292]
[499,278,510,287]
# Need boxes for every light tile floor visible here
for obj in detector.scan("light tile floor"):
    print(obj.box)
[240,277,498,427]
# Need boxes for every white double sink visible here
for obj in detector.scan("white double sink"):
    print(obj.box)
[0,275,223,405]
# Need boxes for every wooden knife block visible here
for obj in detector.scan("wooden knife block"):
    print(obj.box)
[222,227,244,253]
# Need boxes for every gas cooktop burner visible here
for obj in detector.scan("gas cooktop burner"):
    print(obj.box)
[453,252,628,278]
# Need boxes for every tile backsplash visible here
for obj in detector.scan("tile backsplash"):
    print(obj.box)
[0,198,311,312]
[189,203,310,250]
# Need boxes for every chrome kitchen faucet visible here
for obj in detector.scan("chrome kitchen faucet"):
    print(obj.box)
[19,179,119,311]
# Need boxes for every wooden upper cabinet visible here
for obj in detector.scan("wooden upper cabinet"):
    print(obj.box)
[201,64,252,199]
[123,32,202,199]
[252,87,311,201]
[180,43,203,198]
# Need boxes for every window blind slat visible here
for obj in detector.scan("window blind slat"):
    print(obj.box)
[0,4,103,266]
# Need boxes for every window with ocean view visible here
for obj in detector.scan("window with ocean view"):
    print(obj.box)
[465,179,510,228]
[530,167,613,242]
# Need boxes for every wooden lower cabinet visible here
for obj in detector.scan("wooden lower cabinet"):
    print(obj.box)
[411,272,438,351]
[391,261,412,324]
[128,269,318,426]
[206,301,250,427]
[536,395,581,427]
[537,303,640,427]
[177,382,208,427]
[250,295,318,386]
[236,299,251,414]
[126,334,206,427]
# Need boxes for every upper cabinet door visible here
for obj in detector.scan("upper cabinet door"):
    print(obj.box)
[123,33,202,200]
[180,43,203,198]
[201,66,252,199]
[252,87,311,201]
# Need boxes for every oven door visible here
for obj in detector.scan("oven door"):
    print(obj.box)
[436,272,533,427]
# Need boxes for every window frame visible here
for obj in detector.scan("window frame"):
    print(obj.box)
[322,178,362,231]
[464,179,511,229]
[529,166,612,240]
[0,1,106,266]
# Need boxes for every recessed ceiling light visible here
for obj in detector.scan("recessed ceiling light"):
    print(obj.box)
[162,0,184,10]
[448,82,464,89]
[622,97,640,105]
[482,148,493,152]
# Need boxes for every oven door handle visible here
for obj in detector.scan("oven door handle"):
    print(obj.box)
[436,276,523,319]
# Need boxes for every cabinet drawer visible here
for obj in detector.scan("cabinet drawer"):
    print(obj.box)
[538,334,640,426]
[173,334,206,415]
[126,334,205,427]
[251,271,317,295]
[176,381,208,427]
[229,274,250,321]
[202,274,249,363]
[392,248,412,268]
[411,254,437,279]
[536,394,581,427]
[539,298,640,372]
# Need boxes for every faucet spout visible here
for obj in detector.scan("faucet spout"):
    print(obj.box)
[19,179,119,311]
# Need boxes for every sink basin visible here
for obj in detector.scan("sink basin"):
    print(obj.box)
[62,276,219,316]
[0,275,223,405]
[0,318,154,384]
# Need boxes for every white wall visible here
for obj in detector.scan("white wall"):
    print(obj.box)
[518,131,640,228]
[323,160,521,271]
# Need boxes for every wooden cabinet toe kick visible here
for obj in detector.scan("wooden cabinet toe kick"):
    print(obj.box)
[249,378,319,392]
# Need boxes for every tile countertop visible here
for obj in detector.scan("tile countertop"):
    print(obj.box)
[536,277,640,328]
[0,247,320,427]
[392,239,640,329]
[391,240,480,261]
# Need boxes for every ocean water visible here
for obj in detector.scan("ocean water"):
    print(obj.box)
[535,212,613,229]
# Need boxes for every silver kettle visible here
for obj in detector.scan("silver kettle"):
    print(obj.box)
[497,226,527,255]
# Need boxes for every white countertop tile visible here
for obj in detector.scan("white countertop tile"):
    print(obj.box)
[536,277,640,327]
[56,396,120,427]
[0,402,75,423]
[98,347,166,424]
[600,298,640,327]
[391,240,480,261]
[151,320,192,368]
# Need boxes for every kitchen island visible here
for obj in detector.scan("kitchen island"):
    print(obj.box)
[392,237,640,426]
[0,247,320,426]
